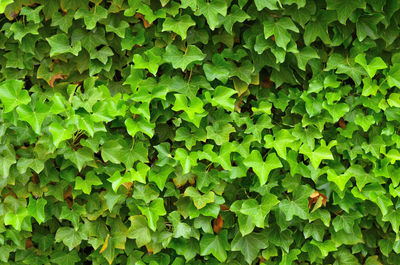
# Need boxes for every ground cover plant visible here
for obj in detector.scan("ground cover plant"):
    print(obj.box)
[0,0,400,264]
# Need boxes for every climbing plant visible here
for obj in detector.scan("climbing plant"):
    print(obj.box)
[0,0,400,264]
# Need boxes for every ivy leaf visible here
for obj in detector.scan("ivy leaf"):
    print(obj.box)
[295,47,319,71]
[51,11,74,33]
[388,65,400,88]
[355,54,387,78]
[27,195,47,225]
[327,169,352,191]
[133,46,164,75]
[254,0,279,11]
[101,140,123,164]
[138,198,166,231]
[75,171,103,194]
[383,209,400,234]
[299,140,336,169]
[0,0,12,13]
[231,232,268,264]
[162,14,195,40]
[16,102,50,135]
[267,130,298,160]
[46,34,82,57]
[174,148,198,174]
[195,0,227,30]
[49,122,74,148]
[9,22,40,42]
[164,45,206,70]
[60,205,85,229]
[222,5,250,34]
[4,207,29,231]
[280,249,301,265]
[64,147,94,172]
[50,250,80,265]
[240,193,279,228]
[263,18,299,49]
[356,14,384,41]
[0,80,30,113]
[55,227,82,250]
[127,215,152,247]
[243,150,282,185]
[20,6,42,23]
[184,186,215,209]
[326,0,366,24]
[303,11,334,45]
[200,230,230,262]
[74,6,108,30]
[205,86,237,112]
[125,117,155,138]
[279,185,314,221]
[206,122,235,145]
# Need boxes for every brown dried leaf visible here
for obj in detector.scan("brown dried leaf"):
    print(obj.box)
[213,214,223,234]
[49,73,66,88]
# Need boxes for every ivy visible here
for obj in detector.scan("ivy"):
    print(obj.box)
[0,0,400,264]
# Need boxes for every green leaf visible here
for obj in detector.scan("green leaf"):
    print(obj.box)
[20,6,43,23]
[205,86,237,112]
[74,6,108,30]
[295,47,319,71]
[27,195,47,224]
[303,12,334,45]
[0,80,30,113]
[164,45,206,70]
[64,147,94,172]
[388,65,400,88]
[50,250,80,265]
[10,22,40,42]
[299,140,336,169]
[222,5,250,34]
[231,232,268,264]
[195,0,227,30]
[184,186,215,209]
[138,198,167,231]
[49,122,74,148]
[0,0,12,13]
[243,150,282,185]
[4,207,29,231]
[133,46,164,75]
[279,185,313,221]
[383,209,400,234]
[162,15,195,40]
[240,193,279,228]
[75,171,102,194]
[101,140,123,164]
[125,117,155,138]
[263,17,298,49]
[16,102,50,134]
[254,0,279,11]
[354,114,375,131]
[60,204,85,229]
[127,215,152,247]
[356,14,384,41]
[355,54,387,78]
[55,227,82,250]
[46,34,82,57]
[200,230,230,262]
[267,130,298,160]
[174,147,198,174]
[326,0,366,24]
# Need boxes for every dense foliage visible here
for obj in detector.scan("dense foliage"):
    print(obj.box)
[1,0,400,264]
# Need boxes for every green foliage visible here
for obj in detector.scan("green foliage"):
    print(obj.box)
[0,0,399,264]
